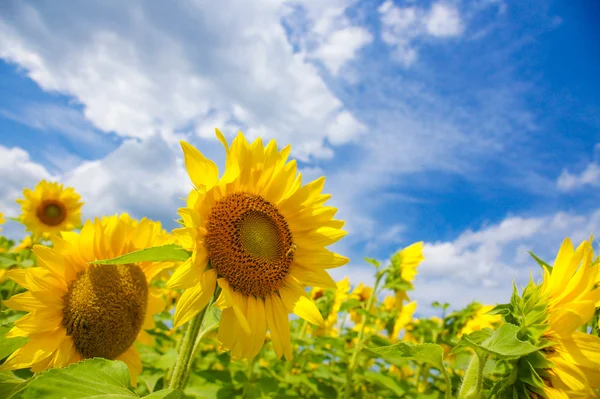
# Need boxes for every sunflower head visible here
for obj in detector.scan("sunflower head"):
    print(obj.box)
[17,181,83,240]
[459,303,502,336]
[11,236,33,252]
[167,129,348,360]
[485,237,600,398]
[1,214,172,385]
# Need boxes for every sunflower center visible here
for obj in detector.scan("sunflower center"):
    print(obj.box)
[62,264,148,360]
[36,200,67,226]
[205,192,294,297]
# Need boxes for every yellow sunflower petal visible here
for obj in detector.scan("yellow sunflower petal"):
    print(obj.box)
[181,141,219,191]
[174,268,217,328]
[279,281,324,327]
[0,328,65,370]
[116,346,142,387]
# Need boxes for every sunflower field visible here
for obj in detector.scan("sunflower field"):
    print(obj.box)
[1,130,599,399]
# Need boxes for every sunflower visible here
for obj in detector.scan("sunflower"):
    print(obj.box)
[11,236,33,253]
[389,300,417,341]
[310,277,351,337]
[533,237,600,398]
[17,181,83,240]
[350,283,374,323]
[167,129,348,360]
[0,214,173,385]
[0,212,5,232]
[385,242,424,311]
[459,304,502,336]
[396,241,424,283]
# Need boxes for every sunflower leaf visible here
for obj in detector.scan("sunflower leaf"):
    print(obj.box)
[0,370,27,399]
[363,342,446,371]
[21,358,181,399]
[459,323,545,359]
[89,244,191,265]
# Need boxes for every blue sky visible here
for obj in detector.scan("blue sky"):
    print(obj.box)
[0,0,599,312]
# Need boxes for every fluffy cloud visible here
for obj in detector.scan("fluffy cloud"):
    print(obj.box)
[293,1,373,76]
[0,145,53,215]
[312,26,373,75]
[378,1,464,66]
[0,137,191,234]
[414,209,600,312]
[0,145,54,238]
[557,162,600,191]
[0,0,365,160]
[65,136,190,227]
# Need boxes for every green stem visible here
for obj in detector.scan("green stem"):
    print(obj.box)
[168,289,220,391]
[457,352,487,399]
[441,362,453,399]
[242,356,257,398]
[343,271,385,399]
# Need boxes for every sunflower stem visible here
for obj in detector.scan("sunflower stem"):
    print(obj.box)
[457,351,487,399]
[242,356,257,398]
[169,288,220,392]
[343,270,385,399]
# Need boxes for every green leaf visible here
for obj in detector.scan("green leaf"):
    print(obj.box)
[143,390,181,399]
[0,311,27,327]
[0,255,18,269]
[364,257,380,268]
[21,358,180,399]
[90,245,191,265]
[364,371,405,396]
[529,252,552,274]
[462,324,544,359]
[364,342,446,372]
[0,325,28,360]
[0,370,27,399]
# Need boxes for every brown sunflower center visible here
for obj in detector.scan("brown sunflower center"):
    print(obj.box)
[62,264,148,360]
[205,192,294,297]
[36,200,67,226]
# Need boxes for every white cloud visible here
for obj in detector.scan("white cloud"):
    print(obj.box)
[312,26,373,75]
[557,162,600,191]
[426,3,464,37]
[0,0,366,161]
[0,145,53,216]
[65,136,189,226]
[413,210,600,313]
[378,1,464,66]
[0,146,54,239]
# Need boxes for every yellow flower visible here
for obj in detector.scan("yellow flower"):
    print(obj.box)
[0,212,5,232]
[310,286,326,300]
[390,301,417,340]
[11,236,33,252]
[16,181,83,240]
[536,237,600,398]
[351,283,373,302]
[350,283,374,323]
[312,277,351,337]
[0,214,172,385]
[389,364,414,378]
[396,241,424,283]
[459,304,502,336]
[167,130,348,360]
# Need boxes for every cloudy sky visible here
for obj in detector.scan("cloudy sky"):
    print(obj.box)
[1,0,599,314]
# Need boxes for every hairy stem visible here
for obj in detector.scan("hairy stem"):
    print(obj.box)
[169,288,220,391]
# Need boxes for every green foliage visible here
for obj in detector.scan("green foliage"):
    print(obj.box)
[456,324,542,359]
[364,342,447,374]
[18,358,180,399]
[91,244,191,265]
